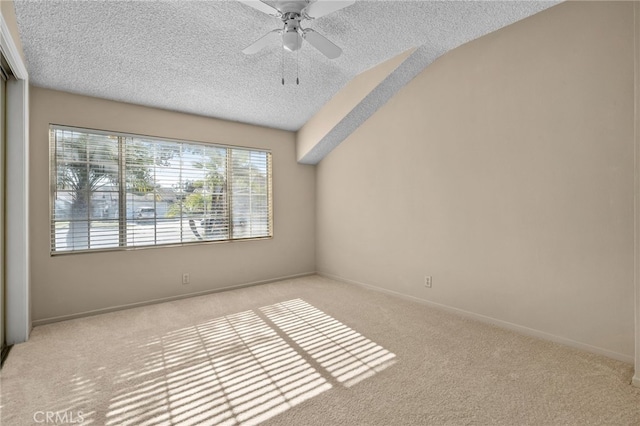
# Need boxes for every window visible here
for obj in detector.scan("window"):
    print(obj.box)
[50,125,272,253]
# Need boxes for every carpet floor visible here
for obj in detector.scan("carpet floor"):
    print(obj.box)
[1,275,639,425]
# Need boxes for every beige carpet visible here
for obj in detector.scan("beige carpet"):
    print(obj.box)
[1,275,639,425]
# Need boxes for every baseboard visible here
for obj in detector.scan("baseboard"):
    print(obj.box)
[633,375,640,388]
[319,272,634,365]
[32,272,316,327]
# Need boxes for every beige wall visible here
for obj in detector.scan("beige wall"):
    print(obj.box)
[30,87,315,322]
[317,1,636,360]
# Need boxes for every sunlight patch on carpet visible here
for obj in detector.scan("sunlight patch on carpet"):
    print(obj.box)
[103,300,394,425]
[261,299,396,387]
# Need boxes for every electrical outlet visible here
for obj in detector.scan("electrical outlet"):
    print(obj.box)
[424,276,432,288]
[182,273,190,285]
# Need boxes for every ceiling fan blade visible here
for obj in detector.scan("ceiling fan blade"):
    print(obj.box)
[242,29,281,54]
[237,0,279,16]
[303,29,342,59]
[304,0,355,19]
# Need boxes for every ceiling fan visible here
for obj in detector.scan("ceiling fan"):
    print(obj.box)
[239,0,355,60]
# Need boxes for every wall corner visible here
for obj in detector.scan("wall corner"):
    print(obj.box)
[634,0,640,386]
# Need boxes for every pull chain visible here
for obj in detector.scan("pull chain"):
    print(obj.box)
[280,40,301,85]
[296,48,299,85]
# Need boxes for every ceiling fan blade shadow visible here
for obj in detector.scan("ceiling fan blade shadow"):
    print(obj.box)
[303,29,342,59]
[237,0,280,16]
[304,0,355,19]
[243,29,281,54]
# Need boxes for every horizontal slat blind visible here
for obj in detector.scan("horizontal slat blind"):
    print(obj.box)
[230,148,272,239]
[51,128,120,251]
[50,126,272,254]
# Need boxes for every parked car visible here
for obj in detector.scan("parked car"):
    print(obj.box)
[135,207,155,222]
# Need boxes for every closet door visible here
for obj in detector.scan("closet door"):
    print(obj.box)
[0,66,6,361]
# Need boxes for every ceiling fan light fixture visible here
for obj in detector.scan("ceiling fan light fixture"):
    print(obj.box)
[282,28,302,52]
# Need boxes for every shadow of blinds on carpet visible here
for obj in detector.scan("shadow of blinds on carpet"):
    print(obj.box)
[90,300,396,426]
[261,299,396,387]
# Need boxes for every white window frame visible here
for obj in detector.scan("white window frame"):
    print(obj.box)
[50,125,273,254]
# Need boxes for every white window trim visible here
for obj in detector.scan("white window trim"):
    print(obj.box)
[50,125,273,254]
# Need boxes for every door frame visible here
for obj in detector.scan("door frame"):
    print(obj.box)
[0,11,29,345]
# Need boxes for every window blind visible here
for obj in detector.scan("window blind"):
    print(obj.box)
[50,126,272,253]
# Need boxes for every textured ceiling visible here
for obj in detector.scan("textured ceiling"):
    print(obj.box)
[14,0,558,132]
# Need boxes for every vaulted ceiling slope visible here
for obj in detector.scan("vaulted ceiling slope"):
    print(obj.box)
[14,1,557,132]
